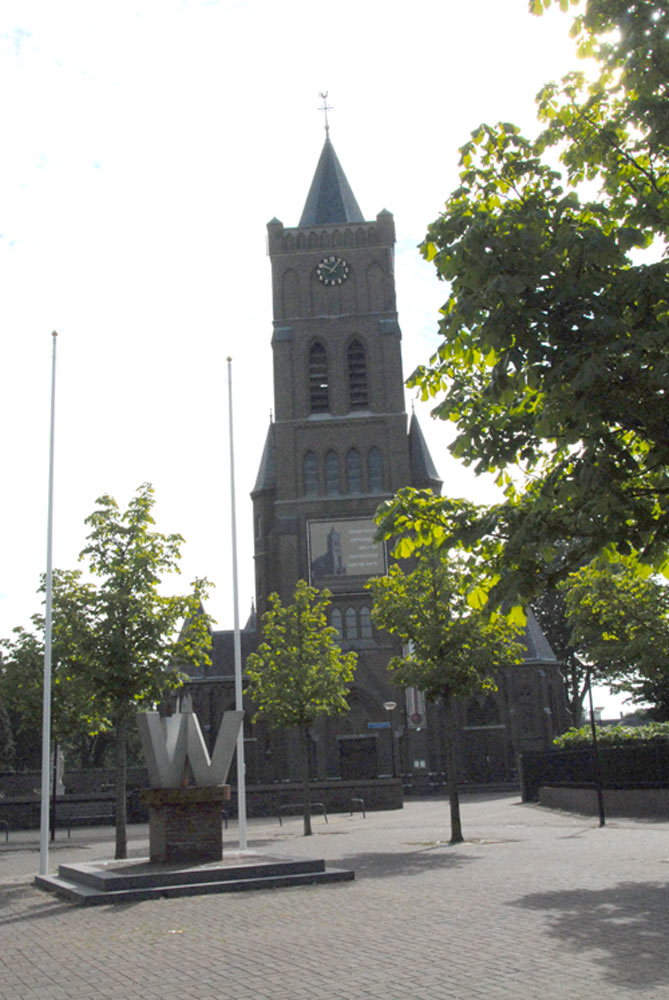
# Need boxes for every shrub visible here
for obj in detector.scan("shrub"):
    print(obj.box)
[553,722,669,749]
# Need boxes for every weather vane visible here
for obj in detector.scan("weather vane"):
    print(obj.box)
[319,91,333,139]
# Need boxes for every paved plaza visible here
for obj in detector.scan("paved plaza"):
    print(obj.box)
[1,794,667,999]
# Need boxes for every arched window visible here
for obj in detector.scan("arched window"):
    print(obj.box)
[303,451,318,495]
[345,607,358,640]
[348,339,368,409]
[331,608,342,637]
[309,342,329,412]
[346,448,362,494]
[325,451,340,495]
[367,447,384,492]
[360,606,372,639]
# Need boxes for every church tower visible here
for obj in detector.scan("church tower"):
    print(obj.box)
[184,128,569,791]
[252,134,441,629]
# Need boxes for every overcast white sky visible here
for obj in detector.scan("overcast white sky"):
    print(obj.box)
[0,1,630,717]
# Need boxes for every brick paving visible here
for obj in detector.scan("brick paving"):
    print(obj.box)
[1,794,668,999]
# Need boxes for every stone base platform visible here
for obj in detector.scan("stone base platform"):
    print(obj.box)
[34,852,354,905]
[141,785,230,864]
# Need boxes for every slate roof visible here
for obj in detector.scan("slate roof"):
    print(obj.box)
[252,422,276,495]
[522,606,558,663]
[408,412,442,493]
[299,138,365,227]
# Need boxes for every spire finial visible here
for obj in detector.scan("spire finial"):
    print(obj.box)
[319,91,332,139]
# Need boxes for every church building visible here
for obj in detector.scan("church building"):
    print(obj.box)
[184,131,569,791]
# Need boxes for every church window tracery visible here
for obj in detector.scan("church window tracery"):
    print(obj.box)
[360,606,372,639]
[303,451,318,495]
[345,607,358,640]
[325,451,340,495]
[347,339,368,409]
[368,447,384,492]
[309,342,329,412]
[331,608,342,637]
[346,448,362,493]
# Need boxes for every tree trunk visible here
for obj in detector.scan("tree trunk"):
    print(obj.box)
[114,713,128,860]
[302,722,312,837]
[570,668,584,728]
[443,693,463,844]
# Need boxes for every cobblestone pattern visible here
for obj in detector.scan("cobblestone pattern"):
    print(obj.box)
[1,795,668,999]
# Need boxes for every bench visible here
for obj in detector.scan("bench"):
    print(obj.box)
[277,802,328,825]
[55,798,115,837]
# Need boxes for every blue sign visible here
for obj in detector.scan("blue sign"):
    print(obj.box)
[367,721,391,730]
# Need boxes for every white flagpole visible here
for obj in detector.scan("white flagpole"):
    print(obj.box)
[227,357,247,850]
[39,331,58,876]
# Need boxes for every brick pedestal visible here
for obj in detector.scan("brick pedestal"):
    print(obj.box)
[140,786,230,864]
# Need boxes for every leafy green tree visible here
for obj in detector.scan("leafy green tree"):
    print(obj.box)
[78,483,212,859]
[531,586,590,726]
[0,694,15,770]
[562,559,669,720]
[0,570,107,769]
[246,581,356,836]
[396,0,668,609]
[367,550,523,843]
[1,485,212,859]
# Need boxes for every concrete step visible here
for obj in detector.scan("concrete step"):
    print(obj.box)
[35,854,354,905]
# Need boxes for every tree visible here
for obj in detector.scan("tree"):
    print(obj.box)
[1,484,212,859]
[367,550,523,844]
[0,694,15,770]
[246,581,356,836]
[562,558,669,720]
[0,570,108,770]
[397,0,668,609]
[78,483,212,859]
[531,586,590,726]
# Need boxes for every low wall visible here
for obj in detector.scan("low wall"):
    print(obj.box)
[519,743,669,801]
[226,778,403,818]
[539,785,669,819]
[0,777,403,831]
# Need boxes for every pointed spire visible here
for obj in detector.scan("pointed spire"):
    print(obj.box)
[299,137,364,227]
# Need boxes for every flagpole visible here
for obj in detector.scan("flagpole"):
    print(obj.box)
[39,331,58,876]
[227,357,247,850]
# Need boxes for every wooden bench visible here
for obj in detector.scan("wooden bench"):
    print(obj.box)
[277,802,328,825]
[55,798,115,837]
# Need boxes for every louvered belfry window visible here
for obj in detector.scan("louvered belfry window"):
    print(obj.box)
[309,341,329,412]
[347,339,368,409]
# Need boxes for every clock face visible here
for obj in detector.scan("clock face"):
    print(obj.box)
[316,255,350,286]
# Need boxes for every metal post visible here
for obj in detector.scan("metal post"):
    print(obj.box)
[40,331,58,876]
[384,700,397,778]
[587,667,606,827]
[227,358,247,850]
